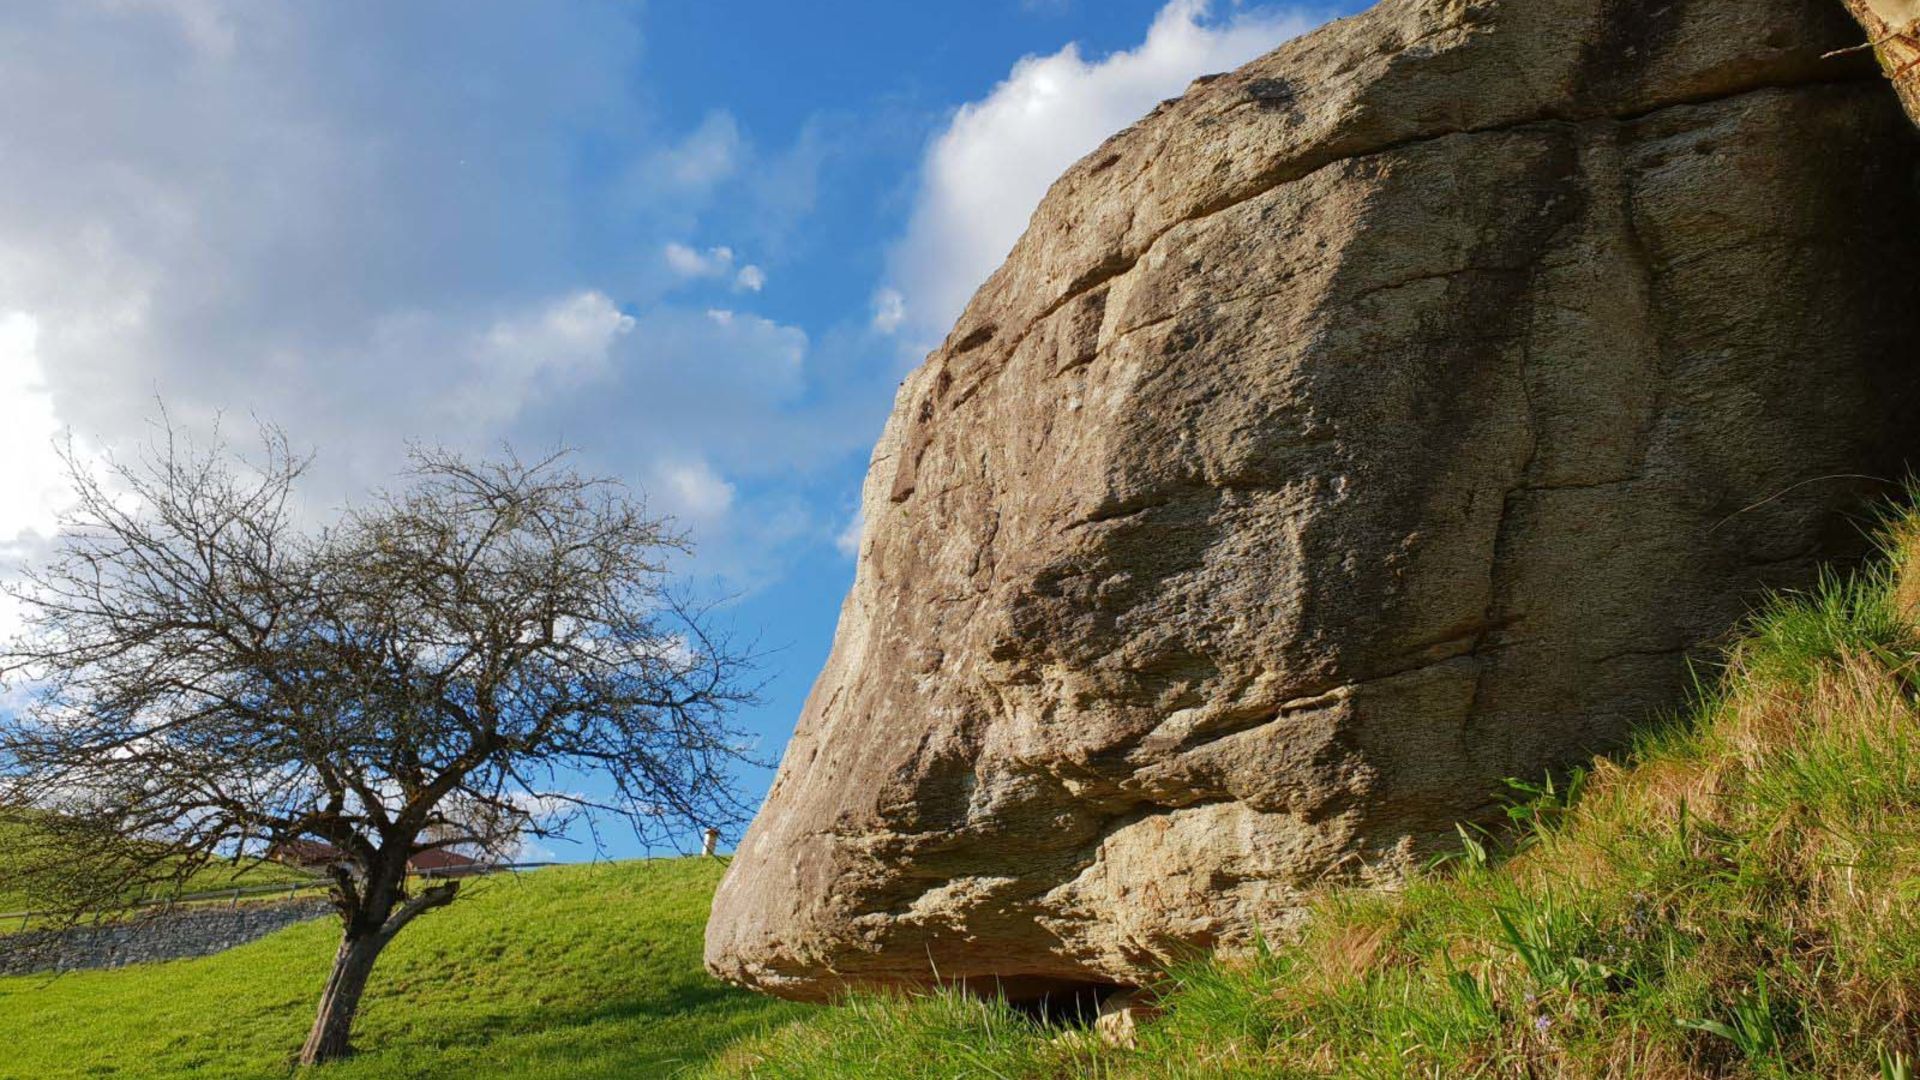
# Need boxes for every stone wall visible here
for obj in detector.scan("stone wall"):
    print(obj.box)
[0,898,333,975]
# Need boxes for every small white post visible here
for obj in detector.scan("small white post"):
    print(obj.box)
[701,828,720,857]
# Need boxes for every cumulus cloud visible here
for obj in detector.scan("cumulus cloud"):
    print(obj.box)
[664,245,766,294]
[870,288,907,335]
[617,306,808,415]
[0,312,72,552]
[484,291,635,375]
[647,111,744,193]
[651,459,736,523]
[665,242,736,278]
[0,4,651,473]
[834,507,864,558]
[105,0,241,57]
[451,290,635,427]
[0,3,871,591]
[882,0,1318,340]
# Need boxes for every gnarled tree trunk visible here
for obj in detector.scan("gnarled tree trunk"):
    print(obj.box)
[299,930,388,1065]
[1841,0,1920,126]
[297,873,457,1066]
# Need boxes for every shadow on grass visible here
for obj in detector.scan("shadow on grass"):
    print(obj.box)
[334,975,812,1079]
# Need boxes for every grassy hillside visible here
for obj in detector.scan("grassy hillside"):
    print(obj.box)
[712,507,1920,1079]
[0,858,810,1079]
[0,818,317,918]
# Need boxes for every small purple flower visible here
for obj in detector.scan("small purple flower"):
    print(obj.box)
[1534,1015,1553,1034]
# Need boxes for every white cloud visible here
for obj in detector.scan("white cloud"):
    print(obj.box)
[0,5,877,596]
[870,287,907,335]
[0,312,70,546]
[664,242,736,278]
[0,311,90,647]
[652,460,736,523]
[450,290,634,426]
[102,0,239,58]
[638,307,808,392]
[0,5,667,498]
[834,507,864,558]
[481,290,633,378]
[883,0,1317,339]
[665,245,765,295]
[650,111,743,192]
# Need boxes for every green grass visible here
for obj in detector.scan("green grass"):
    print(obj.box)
[0,859,811,1079]
[0,823,542,930]
[0,818,318,918]
[710,506,1920,1079]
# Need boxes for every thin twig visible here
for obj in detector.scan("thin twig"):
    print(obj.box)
[1706,474,1891,535]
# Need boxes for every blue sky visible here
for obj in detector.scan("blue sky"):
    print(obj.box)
[0,0,1353,859]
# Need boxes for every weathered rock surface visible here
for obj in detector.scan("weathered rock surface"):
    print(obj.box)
[709,0,1920,1002]
[1841,0,1920,125]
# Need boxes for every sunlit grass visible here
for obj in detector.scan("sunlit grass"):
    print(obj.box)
[0,824,319,936]
[0,858,811,1079]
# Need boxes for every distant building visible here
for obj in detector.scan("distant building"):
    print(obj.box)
[268,840,484,876]
[404,847,484,876]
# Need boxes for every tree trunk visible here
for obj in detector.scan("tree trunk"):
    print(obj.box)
[1840,0,1920,128]
[299,929,388,1066]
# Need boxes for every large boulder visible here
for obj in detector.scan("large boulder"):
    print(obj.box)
[708,0,1920,1002]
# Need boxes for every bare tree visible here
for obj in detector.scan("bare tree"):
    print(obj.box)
[0,427,757,1065]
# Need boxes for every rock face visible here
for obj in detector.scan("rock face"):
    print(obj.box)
[708,0,1920,1002]
[1841,0,1920,126]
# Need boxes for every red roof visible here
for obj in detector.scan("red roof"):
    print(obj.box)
[269,839,484,873]
[406,848,482,871]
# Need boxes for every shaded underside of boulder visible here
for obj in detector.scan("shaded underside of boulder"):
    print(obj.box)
[709,0,1920,1003]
